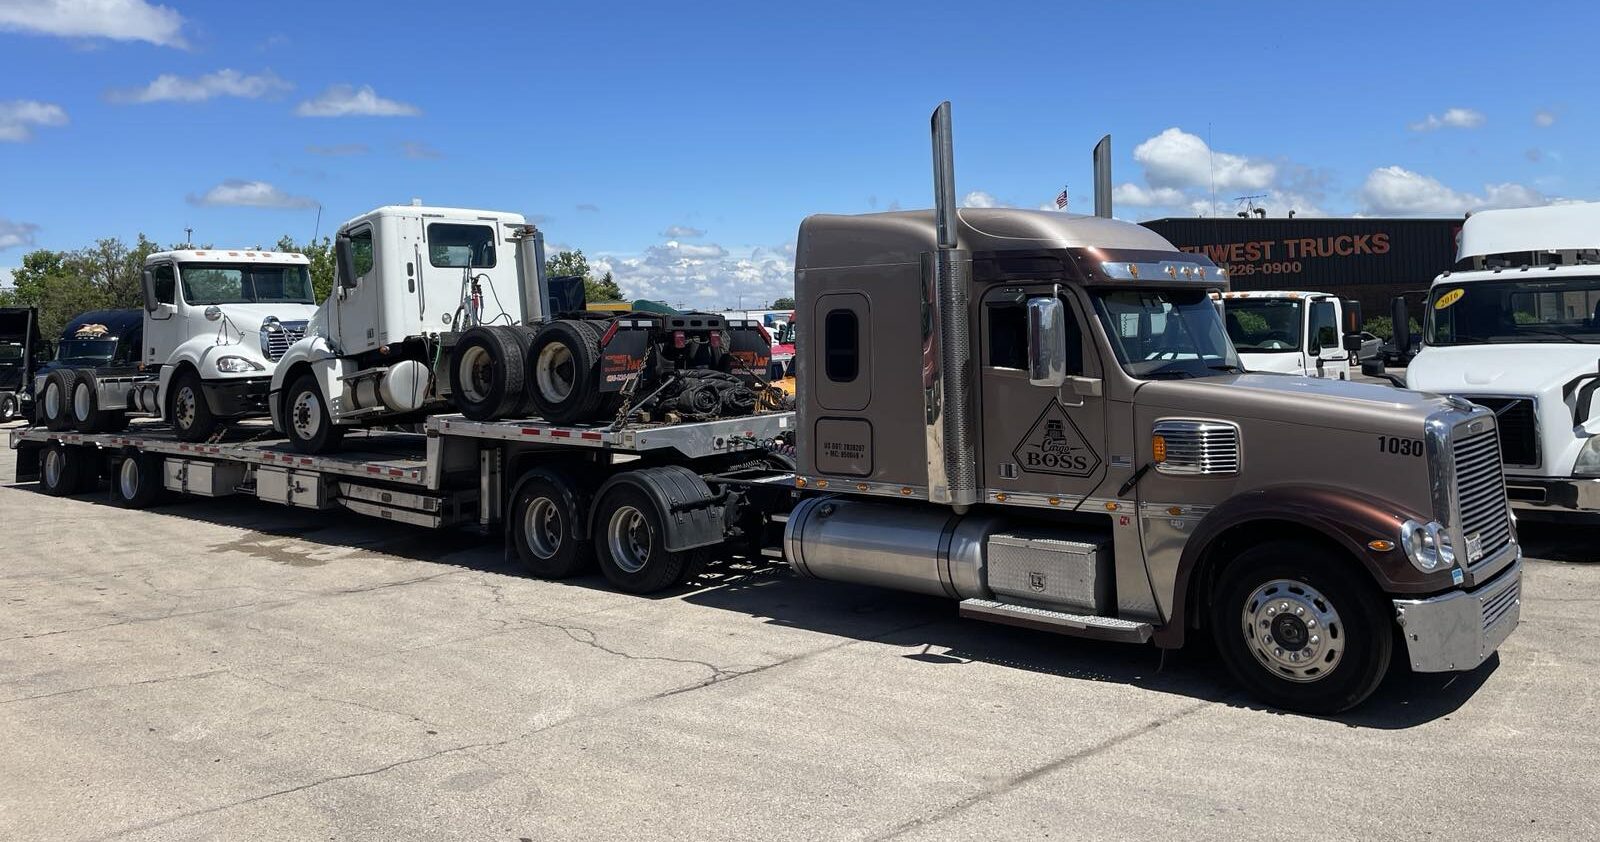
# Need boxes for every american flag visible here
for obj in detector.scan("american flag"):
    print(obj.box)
[1054,185,1069,209]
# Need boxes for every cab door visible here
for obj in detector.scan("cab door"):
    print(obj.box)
[335,224,380,353]
[1306,297,1348,379]
[978,286,1107,504]
[142,260,180,366]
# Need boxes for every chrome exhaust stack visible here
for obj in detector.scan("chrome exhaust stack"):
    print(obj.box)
[1093,134,1112,219]
[922,101,978,509]
[511,223,550,324]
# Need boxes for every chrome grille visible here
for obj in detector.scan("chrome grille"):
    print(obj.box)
[1482,576,1520,630]
[1154,420,1240,475]
[261,321,307,362]
[1463,396,1538,467]
[1451,424,1513,566]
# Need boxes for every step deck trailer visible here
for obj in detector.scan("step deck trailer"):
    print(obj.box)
[9,412,800,560]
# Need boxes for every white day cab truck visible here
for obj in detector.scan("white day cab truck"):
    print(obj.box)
[12,103,1522,714]
[31,250,318,440]
[1220,291,1366,379]
[1371,202,1600,519]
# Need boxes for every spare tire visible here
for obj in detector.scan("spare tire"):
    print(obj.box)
[43,369,76,431]
[449,325,530,421]
[526,320,606,425]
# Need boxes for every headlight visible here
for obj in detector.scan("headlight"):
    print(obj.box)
[216,355,264,373]
[1400,519,1455,572]
[1575,437,1600,477]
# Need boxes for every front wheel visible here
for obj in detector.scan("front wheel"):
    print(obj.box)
[284,373,345,454]
[1210,541,1392,714]
[168,369,218,442]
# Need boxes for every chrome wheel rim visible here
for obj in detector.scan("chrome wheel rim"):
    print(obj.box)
[44,380,60,418]
[1242,578,1344,683]
[119,458,140,499]
[73,381,91,421]
[459,345,494,403]
[606,505,651,574]
[535,344,575,402]
[523,497,562,559]
[43,448,63,487]
[291,388,322,440]
[174,385,197,430]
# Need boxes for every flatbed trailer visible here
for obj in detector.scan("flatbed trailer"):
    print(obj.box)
[10,412,800,583]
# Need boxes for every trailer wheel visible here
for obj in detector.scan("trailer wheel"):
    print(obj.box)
[285,372,345,454]
[169,369,218,442]
[112,453,163,508]
[526,320,605,425]
[39,443,87,496]
[510,472,594,579]
[593,485,695,594]
[1209,540,1392,714]
[43,370,75,431]
[70,370,124,433]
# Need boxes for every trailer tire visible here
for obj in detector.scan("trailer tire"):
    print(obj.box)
[510,471,594,579]
[284,372,345,454]
[112,453,163,508]
[593,484,695,594]
[450,326,528,421]
[169,369,218,442]
[70,370,125,433]
[526,320,605,425]
[1209,540,1392,714]
[42,370,75,431]
[0,393,17,422]
[39,443,87,496]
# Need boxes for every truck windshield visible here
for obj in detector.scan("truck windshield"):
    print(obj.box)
[1428,276,1600,345]
[178,263,315,306]
[57,338,117,362]
[1093,289,1242,379]
[0,343,22,364]
[1223,298,1303,353]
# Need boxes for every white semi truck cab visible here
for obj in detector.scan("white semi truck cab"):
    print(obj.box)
[1221,291,1364,379]
[1398,202,1600,518]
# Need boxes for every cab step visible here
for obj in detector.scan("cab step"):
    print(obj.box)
[958,598,1154,643]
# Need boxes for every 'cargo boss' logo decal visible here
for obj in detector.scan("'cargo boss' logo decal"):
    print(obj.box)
[1013,400,1101,478]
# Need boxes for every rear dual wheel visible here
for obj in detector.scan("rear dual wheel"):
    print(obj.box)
[592,485,702,593]
[450,326,533,422]
[70,371,128,433]
[40,370,75,431]
[527,320,608,425]
[112,453,163,508]
[39,443,95,496]
[509,472,593,579]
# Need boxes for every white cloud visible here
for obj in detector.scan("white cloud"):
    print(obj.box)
[963,190,1009,208]
[1534,109,1557,128]
[106,69,290,103]
[0,0,185,47]
[0,99,68,142]
[1133,128,1275,191]
[186,180,317,209]
[295,84,420,118]
[305,143,368,156]
[591,238,795,310]
[1358,166,1560,215]
[400,140,443,159]
[1112,183,1186,207]
[661,224,703,237]
[576,203,601,213]
[1408,107,1485,132]
[1,218,41,251]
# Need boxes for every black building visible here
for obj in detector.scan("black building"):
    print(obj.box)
[1141,217,1462,317]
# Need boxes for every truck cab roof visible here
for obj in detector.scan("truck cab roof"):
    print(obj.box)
[1457,202,1600,260]
[147,250,310,265]
[1221,290,1331,300]
[337,205,529,232]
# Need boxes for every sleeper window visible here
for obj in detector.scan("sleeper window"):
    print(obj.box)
[824,310,859,382]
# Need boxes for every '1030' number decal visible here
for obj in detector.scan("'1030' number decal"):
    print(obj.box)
[1378,436,1424,457]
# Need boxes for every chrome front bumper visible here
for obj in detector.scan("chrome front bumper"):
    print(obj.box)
[1393,558,1522,673]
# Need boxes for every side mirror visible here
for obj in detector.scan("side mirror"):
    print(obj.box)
[141,269,158,313]
[1390,295,1411,362]
[1342,333,1364,353]
[1342,299,1363,335]
[33,340,53,364]
[1027,296,1068,387]
[1362,358,1386,377]
[335,235,358,289]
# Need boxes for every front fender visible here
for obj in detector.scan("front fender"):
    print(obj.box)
[269,337,347,431]
[171,335,272,381]
[1154,485,1442,648]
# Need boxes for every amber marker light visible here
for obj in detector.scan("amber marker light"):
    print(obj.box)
[1152,435,1167,463]
[1369,539,1396,552]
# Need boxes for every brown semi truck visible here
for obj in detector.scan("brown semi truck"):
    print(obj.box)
[12,103,1519,714]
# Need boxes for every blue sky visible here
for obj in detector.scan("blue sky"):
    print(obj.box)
[1,0,1594,306]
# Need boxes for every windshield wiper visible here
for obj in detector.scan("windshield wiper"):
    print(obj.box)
[1208,363,1246,373]
[1514,326,1588,344]
[1440,335,1494,345]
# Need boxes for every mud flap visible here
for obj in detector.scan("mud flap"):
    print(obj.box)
[593,465,724,552]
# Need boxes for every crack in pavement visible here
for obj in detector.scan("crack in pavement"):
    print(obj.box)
[868,699,1215,840]
[0,669,232,706]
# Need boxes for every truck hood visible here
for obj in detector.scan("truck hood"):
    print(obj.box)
[1238,352,1304,374]
[1406,343,1600,395]
[209,302,317,329]
[1136,373,1449,435]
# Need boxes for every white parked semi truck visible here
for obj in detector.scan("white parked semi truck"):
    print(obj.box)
[11,103,1521,714]
[32,249,318,440]
[1220,291,1364,379]
[1377,202,1600,518]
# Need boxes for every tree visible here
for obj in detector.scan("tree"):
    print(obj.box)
[0,248,110,340]
[546,249,624,303]
[771,296,796,310]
